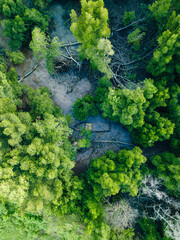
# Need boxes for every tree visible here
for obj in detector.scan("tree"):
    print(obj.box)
[6,49,25,64]
[1,15,26,50]
[70,0,114,78]
[0,70,82,214]
[0,201,90,240]
[166,84,180,155]
[110,228,135,240]
[104,199,139,230]
[0,0,50,50]
[123,11,136,26]
[87,147,147,198]
[132,113,175,147]
[99,78,157,128]
[151,152,180,198]
[30,27,61,73]
[23,8,49,31]
[0,0,25,18]
[147,11,180,78]
[31,0,52,9]
[128,28,145,51]
[72,94,98,121]
[138,218,172,240]
[149,0,172,24]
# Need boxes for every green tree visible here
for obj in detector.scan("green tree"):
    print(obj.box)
[111,228,135,240]
[151,152,180,198]
[94,77,174,147]
[0,0,50,50]
[30,27,61,73]
[147,12,180,78]
[31,0,52,9]
[0,70,82,214]
[100,79,157,128]
[87,147,147,198]
[132,114,175,147]
[167,84,180,155]
[70,0,114,78]
[6,49,25,64]
[128,28,145,51]
[149,0,172,24]
[72,94,98,121]
[138,218,172,240]
[123,11,135,26]
[23,8,49,32]
[0,201,90,240]
[0,0,25,18]
[1,15,26,50]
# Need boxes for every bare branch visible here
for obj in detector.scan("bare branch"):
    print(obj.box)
[19,64,38,82]
[61,42,80,47]
[93,140,134,146]
[116,18,145,32]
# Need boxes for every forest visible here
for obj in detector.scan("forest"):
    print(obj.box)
[0,0,179,239]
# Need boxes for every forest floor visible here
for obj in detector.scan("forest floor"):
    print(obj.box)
[0,0,168,172]
[13,0,134,172]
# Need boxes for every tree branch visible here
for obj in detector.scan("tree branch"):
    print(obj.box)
[18,64,38,82]
[93,140,134,146]
[116,18,145,32]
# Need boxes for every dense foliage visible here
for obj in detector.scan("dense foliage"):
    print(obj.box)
[87,147,146,198]
[72,94,98,121]
[70,0,114,78]
[138,218,172,240]
[0,0,179,239]
[151,152,180,197]
[74,77,175,147]
[0,0,50,50]
[0,201,90,240]
[0,69,82,214]
[30,27,61,73]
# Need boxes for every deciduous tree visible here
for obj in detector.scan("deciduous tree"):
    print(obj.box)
[70,0,114,78]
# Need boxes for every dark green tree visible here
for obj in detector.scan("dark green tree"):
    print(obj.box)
[72,94,98,121]
[151,152,180,197]
[1,15,26,50]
